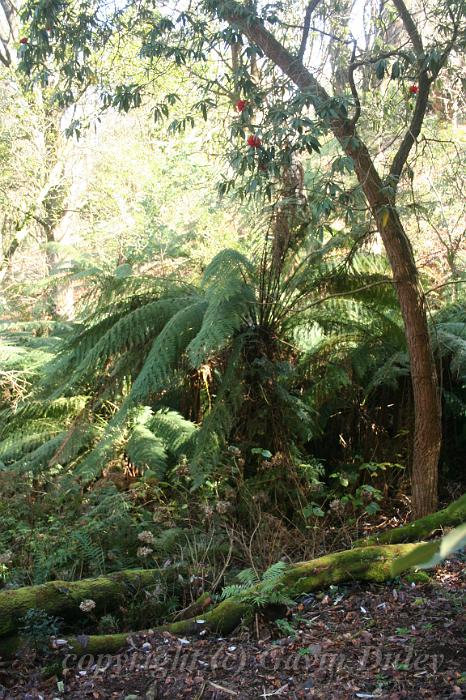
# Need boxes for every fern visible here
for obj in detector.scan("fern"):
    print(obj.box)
[129,300,207,404]
[127,425,168,479]
[149,408,198,458]
[221,561,294,608]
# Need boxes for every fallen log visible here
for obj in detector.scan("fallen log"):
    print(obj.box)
[0,543,417,659]
[0,567,184,638]
[355,492,466,546]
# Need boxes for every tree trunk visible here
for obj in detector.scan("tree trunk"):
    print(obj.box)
[0,567,186,638]
[218,3,442,517]
[342,136,441,519]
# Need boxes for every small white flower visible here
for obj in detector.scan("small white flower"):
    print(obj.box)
[0,550,13,565]
[202,504,214,518]
[137,530,155,545]
[215,500,231,514]
[79,599,96,613]
[137,546,154,558]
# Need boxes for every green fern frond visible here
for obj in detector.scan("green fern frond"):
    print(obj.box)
[126,424,167,479]
[5,433,67,474]
[65,297,194,388]
[4,396,89,426]
[0,420,65,462]
[261,561,289,584]
[367,350,410,393]
[129,300,207,404]
[237,567,259,586]
[201,249,255,288]
[149,409,198,458]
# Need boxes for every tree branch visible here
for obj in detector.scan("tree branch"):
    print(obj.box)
[348,41,361,127]
[214,1,331,112]
[388,0,427,185]
[389,72,431,185]
[297,0,322,62]
[0,42,10,66]
[391,0,423,56]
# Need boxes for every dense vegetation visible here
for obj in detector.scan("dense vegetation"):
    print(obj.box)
[0,0,464,690]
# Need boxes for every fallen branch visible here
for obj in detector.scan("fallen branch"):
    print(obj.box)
[0,566,185,638]
[355,493,466,546]
[0,543,417,659]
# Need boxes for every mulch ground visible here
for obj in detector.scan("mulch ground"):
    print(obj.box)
[1,559,465,700]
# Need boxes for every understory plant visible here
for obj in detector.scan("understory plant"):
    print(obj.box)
[0,237,465,582]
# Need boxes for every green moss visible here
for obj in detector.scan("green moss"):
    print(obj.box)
[0,543,430,659]
[68,632,130,655]
[404,571,431,584]
[0,569,170,637]
[355,493,466,546]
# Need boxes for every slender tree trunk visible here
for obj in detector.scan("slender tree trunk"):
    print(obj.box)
[219,3,442,516]
[342,135,441,518]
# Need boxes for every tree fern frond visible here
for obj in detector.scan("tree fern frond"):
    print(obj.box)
[4,396,89,426]
[0,420,65,463]
[7,433,67,474]
[149,409,198,458]
[366,350,410,393]
[64,297,195,390]
[129,300,207,404]
[201,249,255,288]
[126,424,168,479]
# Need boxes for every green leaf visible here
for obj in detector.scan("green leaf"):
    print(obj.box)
[391,522,466,576]
[391,61,400,79]
[375,59,387,80]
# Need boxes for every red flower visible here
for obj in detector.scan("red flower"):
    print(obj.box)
[409,84,419,95]
[19,37,28,45]
[235,99,247,113]
[247,134,261,148]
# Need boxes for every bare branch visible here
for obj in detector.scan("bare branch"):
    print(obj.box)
[390,72,431,185]
[387,0,427,185]
[297,0,322,62]
[348,41,361,127]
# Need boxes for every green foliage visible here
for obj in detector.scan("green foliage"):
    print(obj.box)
[221,561,295,609]
[127,425,167,480]
[19,609,62,652]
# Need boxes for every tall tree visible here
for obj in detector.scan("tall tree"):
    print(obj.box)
[212,1,448,518]
[18,0,464,516]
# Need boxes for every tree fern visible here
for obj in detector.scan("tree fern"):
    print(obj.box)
[189,335,245,487]
[127,425,168,479]
[149,408,198,458]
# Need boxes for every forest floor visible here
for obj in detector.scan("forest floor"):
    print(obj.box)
[2,558,465,700]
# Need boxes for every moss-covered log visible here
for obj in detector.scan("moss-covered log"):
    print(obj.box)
[0,543,418,659]
[0,567,184,638]
[355,493,466,546]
